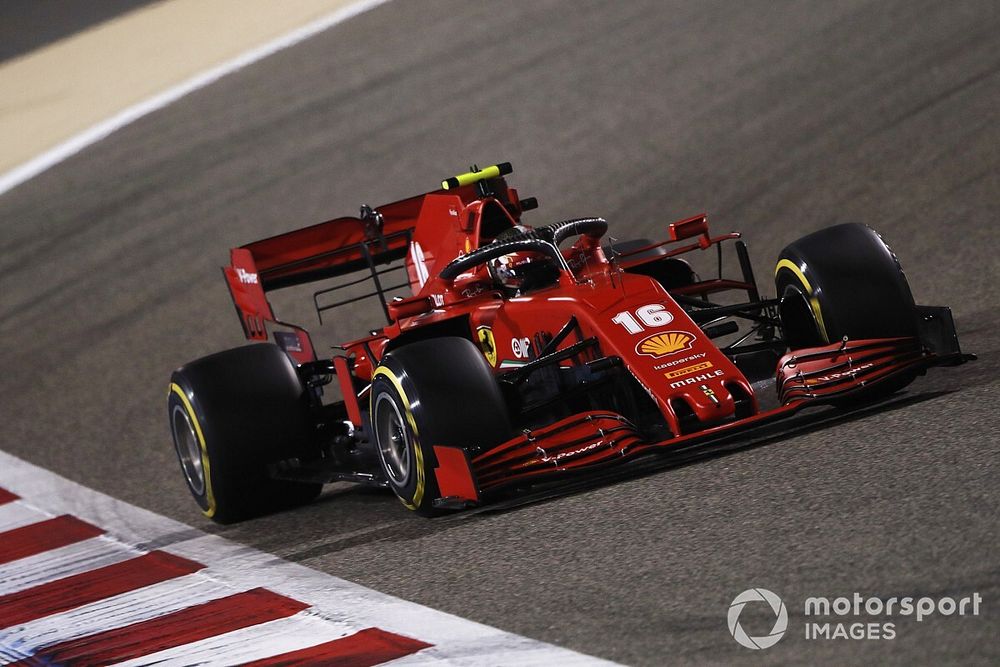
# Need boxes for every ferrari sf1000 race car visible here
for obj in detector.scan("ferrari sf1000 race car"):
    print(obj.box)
[168,163,973,522]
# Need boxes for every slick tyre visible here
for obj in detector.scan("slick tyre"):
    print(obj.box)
[604,238,696,290]
[370,337,511,516]
[775,223,917,348]
[775,223,920,401]
[168,343,321,524]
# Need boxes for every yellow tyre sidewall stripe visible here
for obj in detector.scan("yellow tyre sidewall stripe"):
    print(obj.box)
[371,367,425,511]
[775,259,830,343]
[168,383,217,518]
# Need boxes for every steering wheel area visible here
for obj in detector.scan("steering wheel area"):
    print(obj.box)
[439,217,608,282]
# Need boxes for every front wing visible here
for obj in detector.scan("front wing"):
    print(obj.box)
[431,335,972,508]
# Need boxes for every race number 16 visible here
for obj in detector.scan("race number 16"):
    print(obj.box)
[611,304,673,334]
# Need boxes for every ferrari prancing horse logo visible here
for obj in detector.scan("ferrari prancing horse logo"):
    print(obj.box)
[476,326,497,367]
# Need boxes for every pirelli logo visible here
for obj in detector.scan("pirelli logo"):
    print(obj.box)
[663,361,714,380]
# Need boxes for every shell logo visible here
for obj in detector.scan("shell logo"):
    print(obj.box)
[635,331,695,358]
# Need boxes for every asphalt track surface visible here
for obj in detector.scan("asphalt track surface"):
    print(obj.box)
[1,1,998,664]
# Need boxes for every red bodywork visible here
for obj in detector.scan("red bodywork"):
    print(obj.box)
[222,171,965,508]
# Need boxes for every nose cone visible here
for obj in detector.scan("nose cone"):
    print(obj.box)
[681,380,736,421]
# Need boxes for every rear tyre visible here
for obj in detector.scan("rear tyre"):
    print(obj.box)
[370,337,511,516]
[606,238,697,290]
[629,258,697,291]
[168,343,322,524]
[775,223,916,346]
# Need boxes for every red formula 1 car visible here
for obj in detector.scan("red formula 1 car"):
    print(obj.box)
[168,163,973,522]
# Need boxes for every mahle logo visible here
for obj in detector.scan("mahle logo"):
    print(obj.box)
[728,588,788,650]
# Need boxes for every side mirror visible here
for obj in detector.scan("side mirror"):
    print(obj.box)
[388,295,434,320]
[668,214,710,247]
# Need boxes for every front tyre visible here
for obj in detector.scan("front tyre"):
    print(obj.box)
[775,223,921,401]
[370,337,511,516]
[775,223,917,347]
[168,344,321,524]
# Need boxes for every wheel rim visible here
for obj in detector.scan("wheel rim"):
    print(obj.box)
[171,403,206,496]
[779,283,824,347]
[373,392,411,487]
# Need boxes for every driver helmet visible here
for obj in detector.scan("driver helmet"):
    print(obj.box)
[488,225,561,295]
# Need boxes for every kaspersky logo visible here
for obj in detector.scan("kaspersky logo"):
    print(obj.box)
[728,588,788,650]
[635,331,694,358]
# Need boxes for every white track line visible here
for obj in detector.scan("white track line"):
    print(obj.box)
[0,0,390,198]
[0,502,45,533]
[0,575,233,661]
[0,535,138,596]
[0,450,614,665]
[109,612,360,667]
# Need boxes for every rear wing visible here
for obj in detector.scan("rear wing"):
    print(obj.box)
[222,163,528,364]
[242,193,426,290]
[222,194,426,364]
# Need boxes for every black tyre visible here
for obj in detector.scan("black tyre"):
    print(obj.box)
[370,337,511,516]
[168,343,322,524]
[606,238,697,290]
[775,223,916,348]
